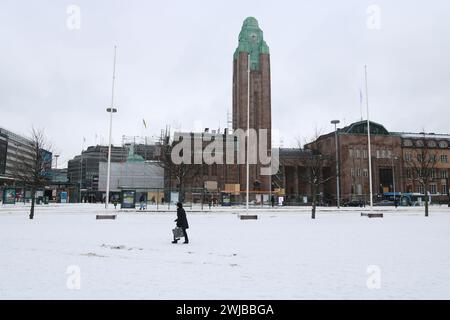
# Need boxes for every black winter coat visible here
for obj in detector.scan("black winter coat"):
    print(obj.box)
[175,207,189,229]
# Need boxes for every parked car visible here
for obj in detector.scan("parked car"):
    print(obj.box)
[342,199,365,207]
[373,200,395,206]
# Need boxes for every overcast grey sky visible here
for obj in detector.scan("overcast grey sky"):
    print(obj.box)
[1,0,449,167]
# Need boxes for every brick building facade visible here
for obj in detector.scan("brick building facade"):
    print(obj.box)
[308,120,450,205]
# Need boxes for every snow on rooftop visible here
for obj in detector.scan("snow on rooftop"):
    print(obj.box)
[399,132,450,140]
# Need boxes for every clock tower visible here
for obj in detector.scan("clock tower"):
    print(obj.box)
[232,17,272,193]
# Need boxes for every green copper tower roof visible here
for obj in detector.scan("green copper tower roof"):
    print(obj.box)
[234,17,270,70]
[126,144,145,163]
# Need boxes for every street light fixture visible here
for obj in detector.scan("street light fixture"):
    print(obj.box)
[331,120,340,208]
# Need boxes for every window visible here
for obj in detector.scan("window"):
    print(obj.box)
[363,169,368,177]
[381,150,387,158]
[363,150,368,158]
[443,185,448,195]
[355,149,361,158]
[349,149,354,158]
[357,168,361,177]
[439,141,448,148]
[350,168,355,177]
[428,141,437,148]
[430,169,436,179]
[441,170,448,179]
[441,154,448,163]
[406,168,412,179]
[405,153,412,162]
[416,140,424,147]
[376,150,380,159]
[417,185,424,194]
[417,154,424,162]
[429,184,437,195]
[403,140,413,147]
[357,184,362,195]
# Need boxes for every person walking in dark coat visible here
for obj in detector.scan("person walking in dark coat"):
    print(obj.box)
[172,202,189,244]
[139,193,146,210]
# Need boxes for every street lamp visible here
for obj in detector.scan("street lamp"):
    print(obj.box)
[391,156,398,203]
[246,53,250,214]
[105,107,117,209]
[105,45,117,210]
[79,152,83,203]
[331,120,340,208]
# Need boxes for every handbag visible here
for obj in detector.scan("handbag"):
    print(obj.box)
[172,227,184,238]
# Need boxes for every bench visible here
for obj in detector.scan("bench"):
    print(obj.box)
[96,215,117,220]
[239,214,258,220]
[368,213,383,218]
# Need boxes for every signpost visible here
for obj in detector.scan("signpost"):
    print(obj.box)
[121,190,136,209]
[3,188,16,204]
[60,191,68,203]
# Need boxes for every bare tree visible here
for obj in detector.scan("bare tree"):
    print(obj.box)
[299,131,335,219]
[404,134,438,217]
[154,129,199,202]
[13,128,52,219]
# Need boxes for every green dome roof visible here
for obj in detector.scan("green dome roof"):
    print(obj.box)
[243,17,259,28]
[234,17,270,70]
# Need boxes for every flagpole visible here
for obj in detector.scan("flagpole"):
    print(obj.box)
[359,88,363,121]
[246,54,250,214]
[365,65,374,210]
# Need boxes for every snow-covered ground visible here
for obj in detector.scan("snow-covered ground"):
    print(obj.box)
[1,203,450,299]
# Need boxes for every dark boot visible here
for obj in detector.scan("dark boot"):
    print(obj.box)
[182,228,189,243]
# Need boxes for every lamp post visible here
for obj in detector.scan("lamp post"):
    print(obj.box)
[79,153,83,203]
[391,155,398,205]
[14,143,19,187]
[365,65,374,209]
[331,120,340,208]
[246,53,250,214]
[105,46,118,209]
[447,176,450,207]
[105,107,117,208]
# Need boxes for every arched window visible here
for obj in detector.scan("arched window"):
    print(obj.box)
[403,139,413,147]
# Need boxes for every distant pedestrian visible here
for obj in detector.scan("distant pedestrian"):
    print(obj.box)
[113,197,118,209]
[271,195,275,207]
[172,202,189,244]
[139,193,146,210]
